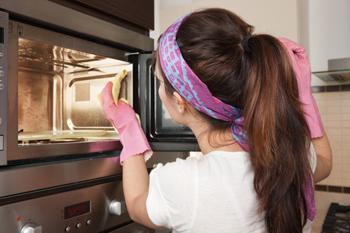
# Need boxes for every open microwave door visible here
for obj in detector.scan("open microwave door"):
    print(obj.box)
[130,54,199,151]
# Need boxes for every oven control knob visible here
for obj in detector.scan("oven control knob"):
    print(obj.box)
[20,223,42,233]
[76,223,82,229]
[109,200,126,216]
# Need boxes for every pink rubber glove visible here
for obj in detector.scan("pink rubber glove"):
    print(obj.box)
[279,37,324,139]
[100,82,152,165]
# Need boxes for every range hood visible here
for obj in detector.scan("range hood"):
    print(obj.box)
[312,58,350,84]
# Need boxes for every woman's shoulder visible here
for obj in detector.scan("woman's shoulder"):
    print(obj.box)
[150,150,250,179]
[198,150,250,167]
[205,150,249,158]
[150,156,198,178]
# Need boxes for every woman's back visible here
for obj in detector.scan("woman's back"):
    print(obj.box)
[187,151,264,233]
[147,150,316,233]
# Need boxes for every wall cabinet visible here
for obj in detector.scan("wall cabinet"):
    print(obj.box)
[298,0,350,72]
[50,0,154,35]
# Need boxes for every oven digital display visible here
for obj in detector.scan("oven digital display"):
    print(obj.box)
[0,28,3,44]
[64,201,91,219]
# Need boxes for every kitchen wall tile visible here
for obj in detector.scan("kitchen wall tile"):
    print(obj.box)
[328,135,342,149]
[343,180,350,187]
[312,191,350,233]
[324,120,342,128]
[313,91,350,232]
[324,113,342,120]
[313,93,324,100]
[341,121,350,127]
[322,92,342,100]
[326,128,342,136]
[343,128,350,136]
[341,91,350,98]
[342,150,350,162]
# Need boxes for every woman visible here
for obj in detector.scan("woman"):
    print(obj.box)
[100,8,332,233]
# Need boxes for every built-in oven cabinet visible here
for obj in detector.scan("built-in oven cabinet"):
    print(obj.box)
[0,176,132,233]
[49,0,154,34]
[130,54,200,152]
[0,0,154,52]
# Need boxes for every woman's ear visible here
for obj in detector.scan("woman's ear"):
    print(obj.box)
[173,91,187,114]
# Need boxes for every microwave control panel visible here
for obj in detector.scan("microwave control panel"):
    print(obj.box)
[0,11,8,165]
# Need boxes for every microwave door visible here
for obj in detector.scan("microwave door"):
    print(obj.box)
[132,54,199,152]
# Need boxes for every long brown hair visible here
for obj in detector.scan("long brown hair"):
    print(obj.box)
[157,8,312,233]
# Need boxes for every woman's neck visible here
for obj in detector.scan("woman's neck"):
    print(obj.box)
[189,121,243,155]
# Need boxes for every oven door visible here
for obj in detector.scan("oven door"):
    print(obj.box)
[4,19,137,164]
[131,54,199,151]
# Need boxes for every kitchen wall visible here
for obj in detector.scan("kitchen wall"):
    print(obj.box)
[315,91,350,187]
[307,0,350,72]
[303,1,350,232]
[150,0,160,47]
[152,0,299,42]
[312,90,350,232]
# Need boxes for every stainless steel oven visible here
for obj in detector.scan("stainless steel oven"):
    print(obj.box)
[0,13,136,165]
[0,157,154,233]
[0,0,195,232]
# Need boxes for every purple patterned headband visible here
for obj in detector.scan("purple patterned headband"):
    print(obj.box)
[158,16,249,151]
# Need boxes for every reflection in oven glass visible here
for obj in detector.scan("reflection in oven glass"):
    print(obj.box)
[17,38,132,145]
[161,102,188,129]
[162,102,171,120]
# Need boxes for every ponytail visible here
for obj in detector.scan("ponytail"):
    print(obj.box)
[242,34,312,233]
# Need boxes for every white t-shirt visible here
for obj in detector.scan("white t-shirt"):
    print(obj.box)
[146,147,317,233]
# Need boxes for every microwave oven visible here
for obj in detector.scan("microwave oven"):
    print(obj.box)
[0,10,198,166]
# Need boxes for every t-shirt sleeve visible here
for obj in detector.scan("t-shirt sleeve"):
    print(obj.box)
[146,158,198,231]
[309,143,317,174]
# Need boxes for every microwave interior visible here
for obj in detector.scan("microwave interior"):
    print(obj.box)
[17,38,132,145]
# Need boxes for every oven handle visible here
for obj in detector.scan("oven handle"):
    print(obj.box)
[0,11,8,166]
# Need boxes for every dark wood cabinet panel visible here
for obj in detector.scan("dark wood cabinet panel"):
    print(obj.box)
[73,0,154,30]
[50,0,154,34]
